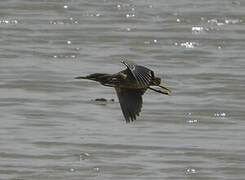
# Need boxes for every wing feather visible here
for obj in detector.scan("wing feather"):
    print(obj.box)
[122,61,153,88]
[115,87,145,122]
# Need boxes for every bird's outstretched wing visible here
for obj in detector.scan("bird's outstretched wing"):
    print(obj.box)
[115,87,145,122]
[122,61,153,88]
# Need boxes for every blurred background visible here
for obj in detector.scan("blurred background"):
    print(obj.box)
[0,0,245,179]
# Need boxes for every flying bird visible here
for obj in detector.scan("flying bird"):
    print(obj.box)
[75,61,170,122]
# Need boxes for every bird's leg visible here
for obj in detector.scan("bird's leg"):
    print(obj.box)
[149,87,169,95]
[158,84,171,93]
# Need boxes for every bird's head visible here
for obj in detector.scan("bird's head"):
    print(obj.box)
[75,73,108,82]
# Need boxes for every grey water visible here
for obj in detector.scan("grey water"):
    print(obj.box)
[1,0,245,179]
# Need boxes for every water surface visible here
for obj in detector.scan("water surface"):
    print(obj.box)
[1,0,245,179]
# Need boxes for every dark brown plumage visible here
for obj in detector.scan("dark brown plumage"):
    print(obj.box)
[75,61,170,122]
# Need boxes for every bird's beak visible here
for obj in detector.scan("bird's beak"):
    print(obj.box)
[75,76,97,81]
[74,76,87,79]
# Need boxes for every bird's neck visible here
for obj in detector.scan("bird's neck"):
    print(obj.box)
[96,73,112,84]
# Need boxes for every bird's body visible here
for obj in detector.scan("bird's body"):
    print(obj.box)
[75,61,170,122]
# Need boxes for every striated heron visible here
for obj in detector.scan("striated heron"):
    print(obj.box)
[75,61,170,122]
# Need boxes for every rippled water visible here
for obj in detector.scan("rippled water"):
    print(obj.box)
[1,0,245,179]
